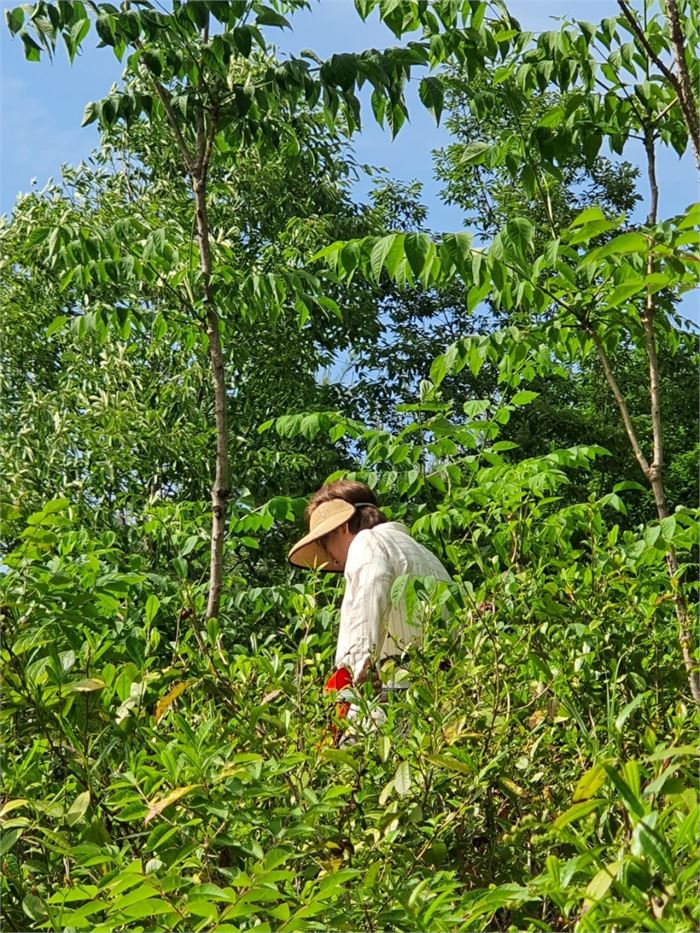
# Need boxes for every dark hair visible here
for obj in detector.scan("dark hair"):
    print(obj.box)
[306,479,387,533]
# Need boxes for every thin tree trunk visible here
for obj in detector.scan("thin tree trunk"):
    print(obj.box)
[192,142,230,623]
[587,317,700,704]
[662,0,700,174]
[141,25,229,622]
[641,130,699,703]
[617,0,700,173]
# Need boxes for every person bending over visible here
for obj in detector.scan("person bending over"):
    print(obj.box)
[288,480,451,712]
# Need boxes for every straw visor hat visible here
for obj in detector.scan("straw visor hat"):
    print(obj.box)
[288,498,374,571]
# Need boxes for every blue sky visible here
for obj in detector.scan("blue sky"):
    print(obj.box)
[1,0,697,321]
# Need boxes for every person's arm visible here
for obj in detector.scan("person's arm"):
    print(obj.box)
[334,536,393,684]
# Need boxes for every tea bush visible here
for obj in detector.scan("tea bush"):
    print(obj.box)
[2,435,697,931]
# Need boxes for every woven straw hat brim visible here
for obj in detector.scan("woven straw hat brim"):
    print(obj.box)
[288,499,356,571]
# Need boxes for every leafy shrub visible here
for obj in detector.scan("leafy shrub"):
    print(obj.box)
[2,442,697,931]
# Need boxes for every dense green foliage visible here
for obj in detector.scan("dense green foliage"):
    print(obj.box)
[2,0,699,930]
[2,420,698,930]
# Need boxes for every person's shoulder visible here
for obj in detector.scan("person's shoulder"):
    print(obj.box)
[346,524,392,568]
[373,521,410,538]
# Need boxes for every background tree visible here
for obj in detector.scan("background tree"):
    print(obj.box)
[7,0,461,619]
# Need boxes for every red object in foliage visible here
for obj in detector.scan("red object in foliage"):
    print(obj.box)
[324,668,353,693]
[325,667,353,721]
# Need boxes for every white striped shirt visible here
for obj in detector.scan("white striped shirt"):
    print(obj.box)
[334,522,452,681]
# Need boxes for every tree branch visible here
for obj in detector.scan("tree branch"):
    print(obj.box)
[582,321,651,479]
[662,0,700,172]
[130,40,195,175]
[618,0,700,171]
[617,0,679,88]
[151,80,195,175]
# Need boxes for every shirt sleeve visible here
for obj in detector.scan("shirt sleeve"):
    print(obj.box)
[334,533,394,682]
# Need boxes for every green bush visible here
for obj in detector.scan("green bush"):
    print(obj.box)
[2,448,697,931]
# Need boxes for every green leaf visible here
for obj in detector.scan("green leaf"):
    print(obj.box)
[461,141,491,164]
[659,515,677,543]
[119,897,175,919]
[553,798,605,829]
[20,31,42,61]
[631,815,675,877]
[95,14,116,46]
[62,901,112,925]
[66,790,90,826]
[644,744,700,762]
[233,26,253,56]
[570,208,609,229]
[596,231,648,258]
[46,315,68,337]
[172,557,188,579]
[538,106,564,128]
[145,594,160,625]
[606,281,644,308]
[140,49,162,77]
[404,233,431,277]
[370,234,397,282]
[256,7,290,29]
[0,827,24,856]
[418,76,444,123]
[511,390,539,406]
[187,900,218,920]
[383,234,406,278]
[429,354,447,387]
[603,764,645,819]
[615,693,648,732]
[321,52,357,92]
[112,883,159,911]
[22,894,47,922]
[463,399,490,418]
[6,7,24,35]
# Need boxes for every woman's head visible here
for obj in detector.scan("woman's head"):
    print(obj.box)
[288,480,387,571]
[305,479,387,534]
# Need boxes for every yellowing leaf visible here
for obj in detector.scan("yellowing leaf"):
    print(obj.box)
[0,799,28,819]
[394,760,411,796]
[499,777,528,799]
[154,680,193,724]
[261,689,282,705]
[145,784,201,824]
[377,735,391,762]
[66,790,90,826]
[573,764,607,802]
[583,861,620,906]
[528,709,547,729]
[70,677,105,692]
[426,753,473,775]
